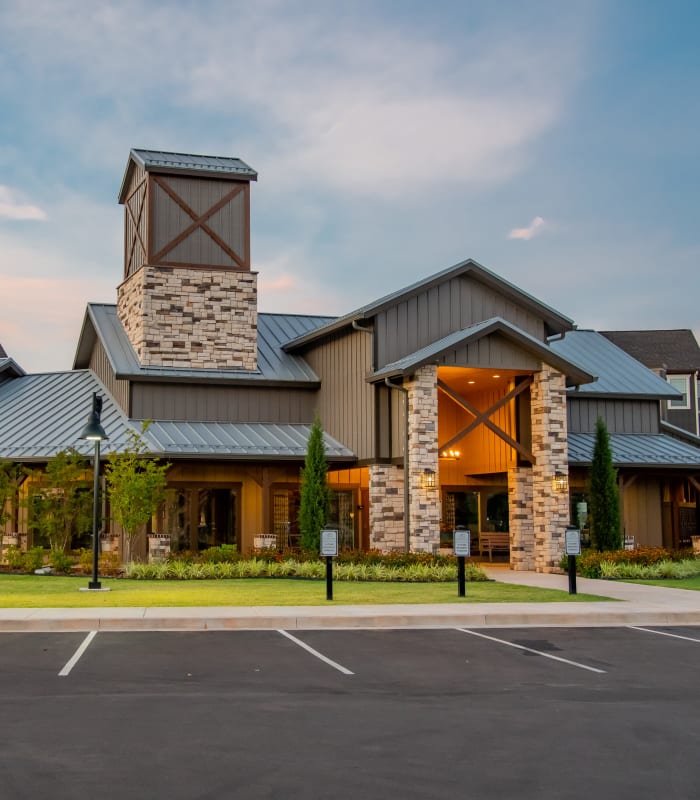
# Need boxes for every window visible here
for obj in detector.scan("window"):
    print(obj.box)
[667,375,691,409]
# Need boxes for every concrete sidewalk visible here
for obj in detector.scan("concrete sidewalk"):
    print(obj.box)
[1,569,699,631]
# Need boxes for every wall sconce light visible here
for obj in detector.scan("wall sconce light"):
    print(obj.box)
[440,449,461,461]
[422,468,436,489]
[553,470,569,493]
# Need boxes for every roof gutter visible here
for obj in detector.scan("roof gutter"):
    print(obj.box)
[385,377,410,552]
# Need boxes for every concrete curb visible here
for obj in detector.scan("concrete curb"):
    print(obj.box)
[2,604,700,632]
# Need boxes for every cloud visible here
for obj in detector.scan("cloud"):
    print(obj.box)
[508,216,545,240]
[0,185,47,221]
[0,1,587,196]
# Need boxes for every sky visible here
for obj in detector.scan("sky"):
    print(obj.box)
[0,0,698,373]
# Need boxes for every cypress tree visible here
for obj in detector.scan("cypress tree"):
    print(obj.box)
[588,417,622,551]
[298,418,331,551]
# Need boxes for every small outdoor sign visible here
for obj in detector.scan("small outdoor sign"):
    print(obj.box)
[320,529,338,557]
[565,527,581,556]
[454,529,471,557]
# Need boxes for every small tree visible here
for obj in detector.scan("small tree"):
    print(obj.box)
[0,460,25,547]
[298,418,331,552]
[105,425,170,563]
[28,450,92,552]
[588,417,621,551]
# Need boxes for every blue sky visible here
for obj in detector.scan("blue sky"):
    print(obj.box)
[1,0,698,373]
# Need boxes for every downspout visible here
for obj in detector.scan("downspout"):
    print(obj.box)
[385,377,410,552]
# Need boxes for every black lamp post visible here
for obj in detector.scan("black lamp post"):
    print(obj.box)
[79,392,108,590]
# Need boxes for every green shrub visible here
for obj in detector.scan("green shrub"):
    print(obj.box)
[199,544,239,563]
[49,549,75,574]
[564,547,692,578]
[4,545,25,570]
[23,547,46,572]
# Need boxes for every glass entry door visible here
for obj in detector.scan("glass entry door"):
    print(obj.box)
[163,486,239,552]
[329,490,355,550]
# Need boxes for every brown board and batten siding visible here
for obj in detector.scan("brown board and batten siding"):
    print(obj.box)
[151,175,249,269]
[131,383,317,424]
[374,275,546,368]
[123,162,147,279]
[303,328,374,461]
[88,338,130,414]
[568,398,660,434]
[439,333,542,371]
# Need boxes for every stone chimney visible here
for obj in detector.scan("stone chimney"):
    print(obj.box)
[116,149,258,370]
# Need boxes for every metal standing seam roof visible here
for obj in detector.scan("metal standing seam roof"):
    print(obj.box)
[75,304,333,385]
[0,370,355,462]
[283,257,575,351]
[140,421,355,460]
[568,432,700,468]
[549,330,681,398]
[0,370,138,460]
[118,149,258,203]
[369,317,595,386]
[0,357,26,379]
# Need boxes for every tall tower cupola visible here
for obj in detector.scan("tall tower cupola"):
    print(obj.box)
[116,149,258,370]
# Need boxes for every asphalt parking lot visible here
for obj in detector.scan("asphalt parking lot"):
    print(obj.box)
[1,626,699,800]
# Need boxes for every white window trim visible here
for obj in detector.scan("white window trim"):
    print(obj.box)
[667,374,691,410]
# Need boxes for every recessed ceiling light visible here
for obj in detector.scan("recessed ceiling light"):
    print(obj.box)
[492,374,500,378]
[468,380,475,384]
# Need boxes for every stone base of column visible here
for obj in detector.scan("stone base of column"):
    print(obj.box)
[368,464,405,552]
[508,466,534,570]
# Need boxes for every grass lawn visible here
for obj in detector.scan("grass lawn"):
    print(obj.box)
[628,576,700,591]
[0,574,609,607]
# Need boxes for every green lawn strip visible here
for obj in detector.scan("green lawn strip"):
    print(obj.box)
[626,576,700,591]
[0,574,608,607]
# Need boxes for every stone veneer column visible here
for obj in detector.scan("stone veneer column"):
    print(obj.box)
[405,365,440,553]
[368,464,405,552]
[508,466,534,570]
[117,266,257,370]
[530,364,570,572]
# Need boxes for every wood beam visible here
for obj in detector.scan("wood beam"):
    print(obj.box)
[437,377,536,464]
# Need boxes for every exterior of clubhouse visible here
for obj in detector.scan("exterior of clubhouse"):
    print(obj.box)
[1,149,699,572]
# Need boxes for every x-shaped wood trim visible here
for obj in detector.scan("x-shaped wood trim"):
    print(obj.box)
[151,176,246,268]
[437,377,536,464]
[688,476,700,494]
[125,176,147,278]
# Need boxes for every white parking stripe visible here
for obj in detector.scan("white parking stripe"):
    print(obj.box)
[456,628,606,674]
[58,631,98,677]
[629,626,700,644]
[277,630,354,675]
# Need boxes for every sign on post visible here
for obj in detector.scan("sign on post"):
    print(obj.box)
[454,529,470,597]
[565,528,581,556]
[320,529,338,600]
[565,527,580,595]
[320,529,338,558]
[454,529,471,557]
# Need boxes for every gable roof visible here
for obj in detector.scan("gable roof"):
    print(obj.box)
[118,148,257,203]
[284,258,575,351]
[0,370,354,462]
[0,357,26,380]
[548,330,681,399]
[74,304,333,386]
[369,317,595,386]
[600,329,700,373]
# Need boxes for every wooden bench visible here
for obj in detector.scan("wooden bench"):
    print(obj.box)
[479,532,510,561]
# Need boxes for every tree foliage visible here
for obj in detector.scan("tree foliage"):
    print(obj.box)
[298,418,331,551]
[28,450,92,552]
[0,460,25,540]
[105,425,170,563]
[588,417,621,551]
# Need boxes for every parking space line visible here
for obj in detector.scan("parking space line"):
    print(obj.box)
[277,630,354,675]
[456,628,606,674]
[58,631,98,677]
[629,626,700,644]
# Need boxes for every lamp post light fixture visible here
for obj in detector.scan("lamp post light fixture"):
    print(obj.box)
[79,392,109,591]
